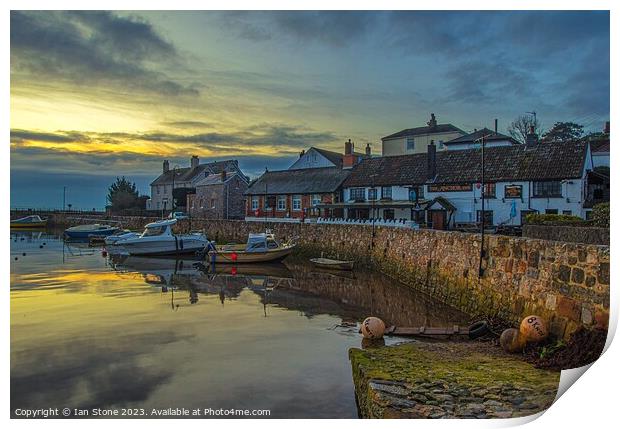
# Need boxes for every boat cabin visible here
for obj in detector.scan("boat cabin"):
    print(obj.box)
[245,233,281,252]
[141,219,177,237]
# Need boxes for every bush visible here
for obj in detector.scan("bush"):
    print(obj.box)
[524,213,586,225]
[591,203,610,228]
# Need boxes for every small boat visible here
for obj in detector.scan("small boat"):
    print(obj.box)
[64,223,120,239]
[108,219,209,256]
[310,257,354,271]
[207,232,295,263]
[10,215,47,229]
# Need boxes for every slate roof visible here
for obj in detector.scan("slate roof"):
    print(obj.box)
[151,160,240,186]
[590,139,610,153]
[382,124,465,140]
[312,147,344,167]
[444,128,519,145]
[195,171,245,187]
[344,140,588,187]
[245,167,351,195]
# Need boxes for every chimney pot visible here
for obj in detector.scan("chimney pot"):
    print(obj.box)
[344,139,353,155]
[191,155,199,168]
[365,143,371,157]
[163,160,170,173]
[494,119,498,134]
[427,141,437,180]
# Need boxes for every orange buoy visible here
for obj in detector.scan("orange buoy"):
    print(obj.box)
[101,250,108,257]
[361,317,386,339]
[519,315,548,343]
[231,252,238,262]
[500,328,526,353]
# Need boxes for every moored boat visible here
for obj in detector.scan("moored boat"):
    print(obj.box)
[10,215,47,229]
[310,257,354,271]
[103,230,141,245]
[64,224,120,239]
[108,219,209,256]
[207,232,295,263]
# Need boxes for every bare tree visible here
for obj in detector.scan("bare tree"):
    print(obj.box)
[507,115,543,144]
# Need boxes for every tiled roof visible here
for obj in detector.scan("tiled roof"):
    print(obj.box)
[382,124,465,140]
[245,167,350,195]
[344,140,588,187]
[444,128,519,145]
[312,147,344,167]
[151,159,240,186]
[590,139,610,153]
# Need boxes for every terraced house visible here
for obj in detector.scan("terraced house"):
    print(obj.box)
[336,137,603,230]
[244,141,369,221]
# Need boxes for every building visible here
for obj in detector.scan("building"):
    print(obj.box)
[187,170,249,219]
[381,113,466,156]
[244,141,369,221]
[443,127,519,151]
[146,156,246,212]
[333,138,599,229]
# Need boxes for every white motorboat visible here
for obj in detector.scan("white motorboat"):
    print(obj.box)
[104,230,141,245]
[109,219,209,256]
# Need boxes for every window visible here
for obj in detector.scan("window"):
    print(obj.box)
[292,195,302,211]
[156,186,160,195]
[251,197,259,210]
[157,202,160,209]
[545,209,558,215]
[368,188,378,200]
[383,209,395,220]
[277,196,286,211]
[350,188,366,201]
[381,186,392,200]
[409,186,424,201]
[312,194,321,207]
[438,140,444,150]
[562,210,572,216]
[533,181,562,197]
[483,183,496,198]
[476,210,494,225]
[406,137,415,151]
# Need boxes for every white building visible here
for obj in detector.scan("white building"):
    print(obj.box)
[334,139,599,229]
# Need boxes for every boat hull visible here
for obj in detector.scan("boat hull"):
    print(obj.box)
[310,258,354,271]
[10,222,47,229]
[65,228,118,239]
[111,236,208,256]
[207,246,295,263]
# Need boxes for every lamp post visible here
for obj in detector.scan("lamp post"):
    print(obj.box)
[475,133,493,278]
[171,165,180,211]
[369,173,378,252]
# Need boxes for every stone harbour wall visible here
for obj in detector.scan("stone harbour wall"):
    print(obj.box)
[49,215,610,339]
[523,224,610,246]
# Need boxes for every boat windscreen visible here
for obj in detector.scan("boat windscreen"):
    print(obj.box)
[142,225,167,237]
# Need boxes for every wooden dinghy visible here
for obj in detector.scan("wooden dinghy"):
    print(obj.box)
[384,321,490,340]
[309,257,354,271]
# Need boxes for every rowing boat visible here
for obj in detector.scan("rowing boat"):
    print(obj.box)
[310,257,354,271]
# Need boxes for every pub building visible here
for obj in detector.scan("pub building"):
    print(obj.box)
[332,138,601,230]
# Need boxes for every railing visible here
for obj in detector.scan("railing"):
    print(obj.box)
[317,217,420,229]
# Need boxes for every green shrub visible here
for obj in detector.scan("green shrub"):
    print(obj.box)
[524,213,586,225]
[591,202,610,228]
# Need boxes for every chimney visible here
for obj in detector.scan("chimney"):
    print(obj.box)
[427,140,437,180]
[163,160,170,173]
[221,170,227,182]
[427,113,437,130]
[494,119,498,134]
[365,143,371,157]
[299,149,305,158]
[604,121,610,134]
[344,139,353,155]
[526,126,539,146]
[190,155,199,168]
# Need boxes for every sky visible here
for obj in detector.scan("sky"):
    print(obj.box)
[10,10,610,209]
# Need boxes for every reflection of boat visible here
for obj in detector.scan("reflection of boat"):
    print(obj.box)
[208,232,295,263]
[310,257,354,271]
[64,224,119,239]
[11,215,47,228]
[207,262,293,279]
[109,219,209,256]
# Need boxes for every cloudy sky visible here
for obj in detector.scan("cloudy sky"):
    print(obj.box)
[10,10,609,209]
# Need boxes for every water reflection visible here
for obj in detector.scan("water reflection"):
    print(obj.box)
[11,229,468,418]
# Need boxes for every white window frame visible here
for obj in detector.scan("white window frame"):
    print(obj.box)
[277,196,286,211]
[368,188,378,201]
[251,197,259,210]
[312,194,321,206]
[406,137,415,151]
[292,195,302,211]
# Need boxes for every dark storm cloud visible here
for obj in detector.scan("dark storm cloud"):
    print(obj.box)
[10,11,199,97]
[10,129,90,144]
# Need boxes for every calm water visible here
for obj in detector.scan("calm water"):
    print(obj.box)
[10,229,469,418]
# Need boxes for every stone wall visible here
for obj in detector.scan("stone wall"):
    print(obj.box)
[48,215,610,339]
[523,224,610,245]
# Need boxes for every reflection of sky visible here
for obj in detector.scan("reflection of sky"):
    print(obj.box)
[10,232,464,416]
[10,11,609,209]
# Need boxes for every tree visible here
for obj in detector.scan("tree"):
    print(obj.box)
[107,177,140,211]
[541,122,584,143]
[507,114,543,144]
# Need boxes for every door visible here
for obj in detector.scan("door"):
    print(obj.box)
[430,210,447,230]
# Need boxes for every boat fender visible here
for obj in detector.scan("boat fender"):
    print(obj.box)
[468,321,490,339]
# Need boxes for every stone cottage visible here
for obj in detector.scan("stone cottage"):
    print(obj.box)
[187,170,249,219]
